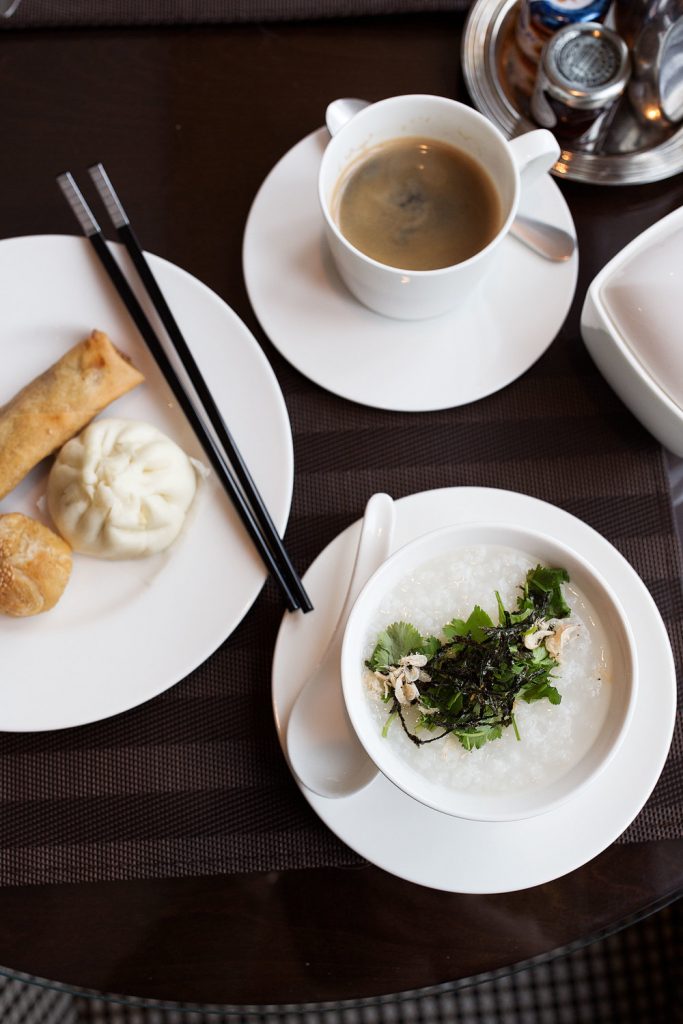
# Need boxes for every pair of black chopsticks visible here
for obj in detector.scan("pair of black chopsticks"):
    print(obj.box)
[57,165,312,614]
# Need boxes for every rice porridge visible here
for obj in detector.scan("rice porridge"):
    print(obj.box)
[362,544,611,795]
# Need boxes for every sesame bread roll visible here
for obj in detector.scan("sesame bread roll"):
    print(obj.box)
[0,330,144,500]
[0,513,72,616]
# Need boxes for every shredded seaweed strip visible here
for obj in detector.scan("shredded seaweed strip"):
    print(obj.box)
[365,565,571,752]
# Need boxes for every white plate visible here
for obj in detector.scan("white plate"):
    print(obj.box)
[272,488,676,894]
[243,128,578,412]
[0,234,293,732]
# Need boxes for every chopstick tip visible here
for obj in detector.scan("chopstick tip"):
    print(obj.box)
[88,163,129,229]
[56,171,101,237]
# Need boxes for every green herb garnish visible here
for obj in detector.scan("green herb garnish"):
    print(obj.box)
[365,565,571,751]
[366,621,439,672]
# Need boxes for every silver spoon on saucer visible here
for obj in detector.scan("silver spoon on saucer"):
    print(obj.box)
[286,493,394,798]
[325,98,576,264]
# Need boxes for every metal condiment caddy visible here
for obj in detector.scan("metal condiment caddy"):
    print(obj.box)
[462,0,683,184]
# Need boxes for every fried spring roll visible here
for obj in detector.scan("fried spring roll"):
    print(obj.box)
[0,330,144,500]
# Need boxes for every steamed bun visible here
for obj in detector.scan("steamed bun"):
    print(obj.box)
[47,418,197,559]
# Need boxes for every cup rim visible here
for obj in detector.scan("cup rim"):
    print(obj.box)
[340,520,638,822]
[318,93,520,278]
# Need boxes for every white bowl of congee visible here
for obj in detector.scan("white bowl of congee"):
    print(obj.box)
[341,522,637,821]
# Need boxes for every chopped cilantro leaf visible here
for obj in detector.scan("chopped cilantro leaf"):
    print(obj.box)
[524,565,571,619]
[443,605,493,644]
[366,621,432,672]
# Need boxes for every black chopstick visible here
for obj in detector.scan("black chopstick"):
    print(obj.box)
[86,162,312,614]
[56,171,310,614]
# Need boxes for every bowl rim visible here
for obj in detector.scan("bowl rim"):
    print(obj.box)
[341,519,638,822]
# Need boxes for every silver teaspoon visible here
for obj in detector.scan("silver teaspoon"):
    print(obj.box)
[286,493,394,798]
[324,98,576,263]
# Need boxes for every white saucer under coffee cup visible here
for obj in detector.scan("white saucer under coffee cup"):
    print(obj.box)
[318,94,560,320]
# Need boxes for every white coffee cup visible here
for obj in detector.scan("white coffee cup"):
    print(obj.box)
[318,94,560,320]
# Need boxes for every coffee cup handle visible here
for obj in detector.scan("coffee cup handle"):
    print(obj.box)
[509,129,560,185]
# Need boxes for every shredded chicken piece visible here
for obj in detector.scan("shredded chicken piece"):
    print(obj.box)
[368,652,431,705]
[546,622,576,659]
[523,620,554,650]
[395,678,420,705]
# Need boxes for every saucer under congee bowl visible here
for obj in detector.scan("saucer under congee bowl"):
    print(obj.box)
[581,206,683,456]
[341,521,637,823]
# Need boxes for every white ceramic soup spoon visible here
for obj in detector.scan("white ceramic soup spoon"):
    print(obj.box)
[325,97,576,263]
[285,492,394,798]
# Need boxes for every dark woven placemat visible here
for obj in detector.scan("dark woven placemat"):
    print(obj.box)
[0,0,472,29]
[0,308,681,887]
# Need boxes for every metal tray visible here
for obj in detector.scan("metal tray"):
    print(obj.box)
[462,0,683,185]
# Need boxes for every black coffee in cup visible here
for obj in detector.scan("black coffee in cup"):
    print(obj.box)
[333,137,503,271]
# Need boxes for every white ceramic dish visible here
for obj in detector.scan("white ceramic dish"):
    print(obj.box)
[581,205,683,456]
[243,127,578,412]
[271,488,676,893]
[341,521,637,822]
[0,234,293,731]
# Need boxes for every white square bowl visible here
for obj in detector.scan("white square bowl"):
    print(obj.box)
[581,205,683,456]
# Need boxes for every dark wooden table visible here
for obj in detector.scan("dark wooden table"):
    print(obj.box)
[0,10,682,1011]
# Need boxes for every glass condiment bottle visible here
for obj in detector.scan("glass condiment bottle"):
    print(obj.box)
[613,0,657,50]
[627,0,683,127]
[531,22,631,150]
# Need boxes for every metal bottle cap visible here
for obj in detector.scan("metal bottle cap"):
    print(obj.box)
[540,22,631,109]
